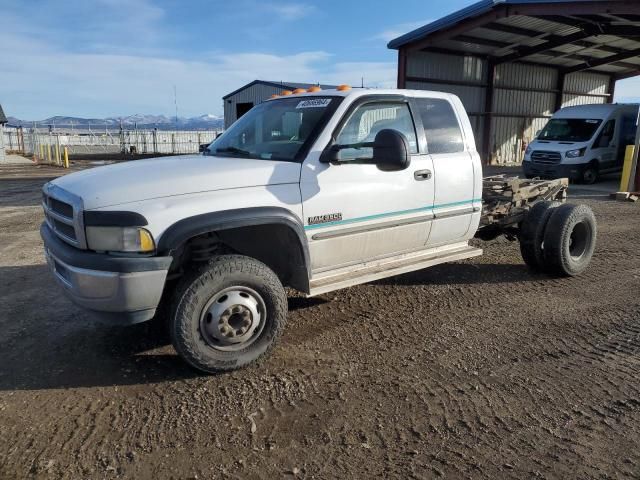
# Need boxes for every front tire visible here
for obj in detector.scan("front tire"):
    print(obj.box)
[170,255,287,373]
[581,163,599,185]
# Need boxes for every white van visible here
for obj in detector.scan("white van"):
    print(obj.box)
[523,103,639,184]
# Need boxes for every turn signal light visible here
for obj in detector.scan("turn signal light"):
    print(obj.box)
[281,90,293,96]
[337,84,351,91]
[307,86,322,92]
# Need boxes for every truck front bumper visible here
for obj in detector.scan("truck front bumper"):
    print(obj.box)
[40,223,173,324]
[522,161,583,182]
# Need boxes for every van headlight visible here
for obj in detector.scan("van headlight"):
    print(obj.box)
[86,226,155,253]
[566,148,586,158]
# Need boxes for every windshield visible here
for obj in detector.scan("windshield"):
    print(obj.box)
[206,96,341,162]
[538,118,603,142]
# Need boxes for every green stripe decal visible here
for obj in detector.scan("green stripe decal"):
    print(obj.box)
[304,199,482,230]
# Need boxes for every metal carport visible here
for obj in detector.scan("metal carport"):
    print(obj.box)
[388,0,640,171]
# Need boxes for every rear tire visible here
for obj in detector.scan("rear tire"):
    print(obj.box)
[543,203,597,276]
[519,200,561,272]
[170,255,287,373]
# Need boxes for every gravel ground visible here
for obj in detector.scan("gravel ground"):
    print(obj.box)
[1,164,639,479]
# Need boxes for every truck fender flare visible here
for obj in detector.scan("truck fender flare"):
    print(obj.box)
[157,206,311,279]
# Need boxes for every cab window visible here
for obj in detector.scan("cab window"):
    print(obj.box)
[415,98,464,154]
[335,102,418,161]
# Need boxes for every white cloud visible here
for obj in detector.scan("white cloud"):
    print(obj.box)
[0,0,398,119]
[372,20,435,43]
[265,3,315,21]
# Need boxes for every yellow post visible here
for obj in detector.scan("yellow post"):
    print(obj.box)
[47,144,52,164]
[620,145,635,192]
[63,147,69,168]
[55,141,60,166]
[39,144,44,163]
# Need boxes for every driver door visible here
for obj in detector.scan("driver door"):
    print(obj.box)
[592,118,616,169]
[301,99,435,272]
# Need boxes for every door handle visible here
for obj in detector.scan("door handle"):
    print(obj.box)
[414,169,432,181]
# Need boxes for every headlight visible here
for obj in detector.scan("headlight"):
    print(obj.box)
[566,148,586,158]
[86,226,155,252]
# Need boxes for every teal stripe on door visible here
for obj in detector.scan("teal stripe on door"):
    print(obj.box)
[304,198,482,230]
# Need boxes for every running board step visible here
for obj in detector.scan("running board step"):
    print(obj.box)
[308,244,483,297]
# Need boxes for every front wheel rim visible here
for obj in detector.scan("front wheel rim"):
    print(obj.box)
[199,286,267,351]
[584,169,596,184]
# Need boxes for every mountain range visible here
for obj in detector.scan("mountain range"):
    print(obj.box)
[7,114,224,131]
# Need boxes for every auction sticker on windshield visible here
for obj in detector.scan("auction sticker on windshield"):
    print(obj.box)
[296,98,331,109]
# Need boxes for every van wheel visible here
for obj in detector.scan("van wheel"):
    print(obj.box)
[543,204,597,276]
[170,255,287,373]
[519,200,561,272]
[581,163,598,185]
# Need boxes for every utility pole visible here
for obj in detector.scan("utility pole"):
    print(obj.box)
[174,85,178,127]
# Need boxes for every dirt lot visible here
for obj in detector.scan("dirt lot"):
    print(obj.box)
[1,163,639,479]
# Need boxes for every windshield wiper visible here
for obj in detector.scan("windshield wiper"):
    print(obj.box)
[215,146,251,156]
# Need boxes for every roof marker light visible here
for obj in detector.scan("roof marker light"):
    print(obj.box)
[337,84,351,91]
[307,86,322,92]
[292,88,306,94]
[281,90,293,96]
[270,94,279,99]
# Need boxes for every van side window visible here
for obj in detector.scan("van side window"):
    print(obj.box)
[415,98,464,154]
[594,119,615,149]
[621,114,638,146]
[335,102,418,161]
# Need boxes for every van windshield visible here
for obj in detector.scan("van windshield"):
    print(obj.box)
[205,96,341,162]
[538,118,603,142]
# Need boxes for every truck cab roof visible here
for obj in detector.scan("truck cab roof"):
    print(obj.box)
[266,87,460,101]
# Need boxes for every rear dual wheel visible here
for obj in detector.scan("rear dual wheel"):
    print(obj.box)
[520,202,596,276]
[543,203,597,276]
[519,200,561,271]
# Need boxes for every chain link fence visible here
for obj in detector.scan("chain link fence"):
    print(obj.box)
[3,125,222,164]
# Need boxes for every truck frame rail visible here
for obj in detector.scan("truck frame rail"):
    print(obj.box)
[478,175,568,239]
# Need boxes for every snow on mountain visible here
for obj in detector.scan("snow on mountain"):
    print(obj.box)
[8,114,224,130]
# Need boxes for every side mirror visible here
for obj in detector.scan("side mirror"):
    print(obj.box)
[373,129,411,171]
[535,129,542,138]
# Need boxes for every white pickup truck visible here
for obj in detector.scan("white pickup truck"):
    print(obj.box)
[41,87,597,373]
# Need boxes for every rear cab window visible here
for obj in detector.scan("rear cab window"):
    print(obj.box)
[414,98,465,154]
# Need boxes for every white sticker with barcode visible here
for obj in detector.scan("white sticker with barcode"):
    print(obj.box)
[296,98,331,109]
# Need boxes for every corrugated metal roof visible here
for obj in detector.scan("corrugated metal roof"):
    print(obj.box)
[223,80,337,100]
[388,0,640,79]
[0,104,6,124]
[388,0,634,49]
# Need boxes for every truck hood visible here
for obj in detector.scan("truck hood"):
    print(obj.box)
[51,154,301,209]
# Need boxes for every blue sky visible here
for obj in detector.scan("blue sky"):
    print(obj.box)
[2,0,638,119]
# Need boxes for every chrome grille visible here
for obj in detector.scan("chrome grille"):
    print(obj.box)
[531,150,562,165]
[42,184,87,249]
